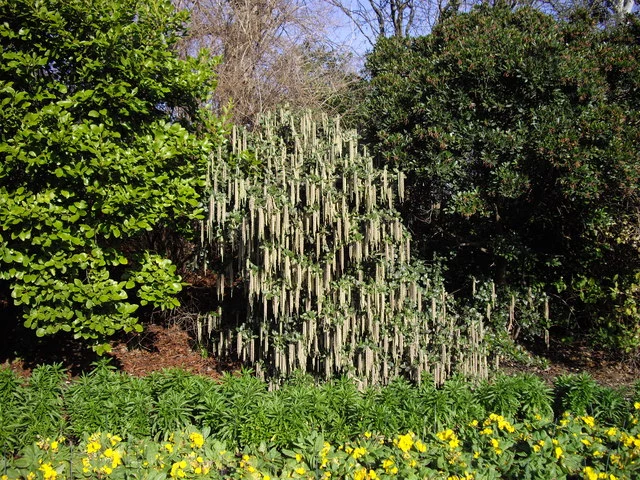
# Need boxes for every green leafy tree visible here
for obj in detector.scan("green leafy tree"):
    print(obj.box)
[363,6,640,346]
[0,0,224,350]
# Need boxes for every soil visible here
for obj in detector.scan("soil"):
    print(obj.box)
[0,313,237,380]
[500,338,640,390]
[1,314,639,390]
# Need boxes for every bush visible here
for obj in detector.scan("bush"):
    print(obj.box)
[363,5,640,347]
[0,0,225,350]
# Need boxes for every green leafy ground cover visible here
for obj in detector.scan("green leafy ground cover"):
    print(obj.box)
[2,364,640,479]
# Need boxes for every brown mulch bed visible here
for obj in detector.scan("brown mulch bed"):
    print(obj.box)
[0,312,235,380]
[108,323,228,378]
[500,338,640,390]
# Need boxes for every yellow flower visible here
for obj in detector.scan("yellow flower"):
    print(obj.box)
[382,458,397,474]
[101,466,113,475]
[490,438,503,455]
[354,468,368,480]
[27,473,36,480]
[437,429,455,442]
[532,444,541,453]
[606,427,618,437]
[189,432,205,449]
[81,457,91,473]
[39,462,57,480]
[87,440,102,454]
[396,433,414,453]
[480,427,493,435]
[50,440,59,452]
[415,439,427,453]
[295,467,306,475]
[634,401,640,410]
[352,446,367,460]
[107,434,122,446]
[263,476,271,480]
[170,460,188,478]
[554,446,563,459]
[621,433,635,448]
[364,431,372,438]
[581,416,596,428]
[164,443,174,453]
[583,466,598,480]
[104,448,122,468]
[295,453,303,462]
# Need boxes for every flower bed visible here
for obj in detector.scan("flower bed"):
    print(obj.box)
[4,409,640,479]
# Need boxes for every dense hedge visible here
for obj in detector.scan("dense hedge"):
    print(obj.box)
[363,5,640,349]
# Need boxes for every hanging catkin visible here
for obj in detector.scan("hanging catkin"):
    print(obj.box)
[200,110,491,388]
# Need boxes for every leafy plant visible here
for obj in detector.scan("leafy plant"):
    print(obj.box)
[200,110,491,386]
[363,5,640,348]
[0,0,225,350]
[65,360,152,438]
[10,364,67,450]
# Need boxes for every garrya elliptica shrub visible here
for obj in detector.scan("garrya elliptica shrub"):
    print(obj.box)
[197,110,491,387]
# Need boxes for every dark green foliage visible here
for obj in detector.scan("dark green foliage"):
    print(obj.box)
[5,364,66,449]
[2,363,637,454]
[0,0,224,349]
[0,367,24,449]
[553,373,631,423]
[553,373,601,416]
[65,360,153,438]
[363,5,640,347]
[477,374,553,421]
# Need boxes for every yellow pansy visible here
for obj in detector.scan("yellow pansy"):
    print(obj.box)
[583,467,598,480]
[189,432,205,449]
[554,446,563,459]
[352,446,367,460]
[354,468,368,480]
[38,463,58,480]
[396,433,414,453]
[87,439,102,454]
[437,429,460,449]
[581,416,596,428]
[170,460,187,479]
